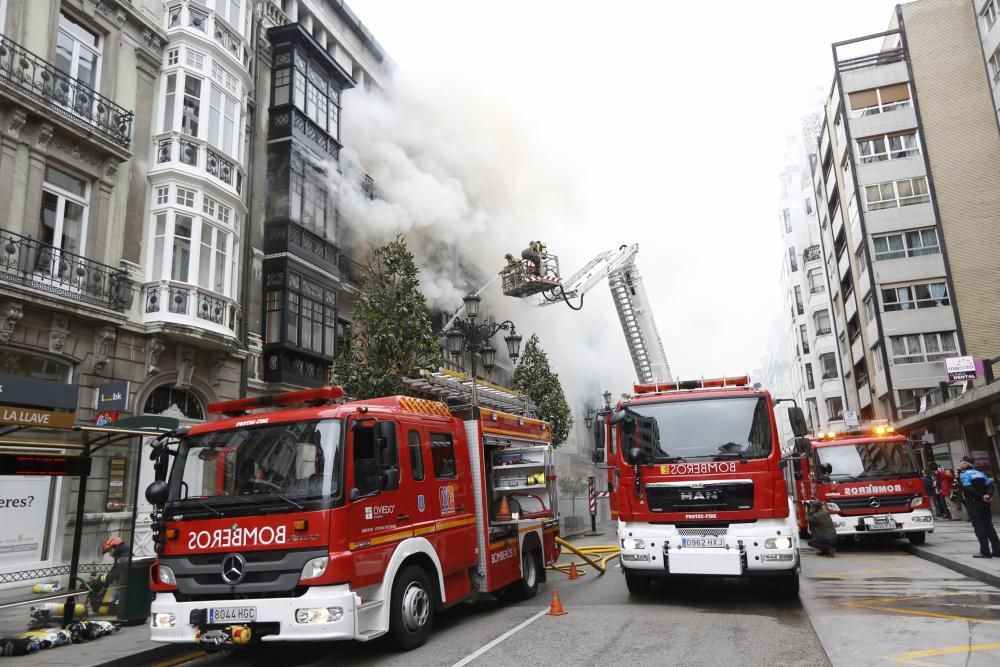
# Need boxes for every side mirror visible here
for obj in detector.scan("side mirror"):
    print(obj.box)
[350,488,361,502]
[592,418,605,464]
[626,447,645,465]
[145,480,169,506]
[788,406,809,438]
[381,468,400,490]
[792,437,812,457]
[822,462,833,476]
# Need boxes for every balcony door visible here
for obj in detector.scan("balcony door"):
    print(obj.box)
[53,13,102,117]
[37,166,89,282]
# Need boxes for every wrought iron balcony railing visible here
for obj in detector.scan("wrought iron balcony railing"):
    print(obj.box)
[144,281,237,332]
[338,254,365,287]
[155,134,244,196]
[0,228,129,311]
[0,33,134,150]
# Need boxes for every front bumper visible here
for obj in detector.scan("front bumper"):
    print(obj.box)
[617,519,799,578]
[150,585,359,643]
[830,508,934,536]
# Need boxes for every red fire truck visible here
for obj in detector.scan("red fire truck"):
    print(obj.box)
[144,386,559,650]
[786,423,933,544]
[596,376,805,597]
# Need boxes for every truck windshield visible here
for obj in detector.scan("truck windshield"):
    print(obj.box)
[168,419,342,508]
[620,396,772,462]
[816,440,919,481]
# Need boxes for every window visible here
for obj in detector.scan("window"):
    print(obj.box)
[181,75,202,136]
[805,363,815,390]
[0,348,72,383]
[881,281,949,311]
[857,131,919,163]
[186,48,205,70]
[143,386,204,419]
[873,343,884,371]
[820,353,838,380]
[55,13,101,91]
[990,46,1000,85]
[788,246,798,273]
[162,73,176,132]
[274,51,343,139]
[198,0,243,29]
[202,195,233,227]
[198,224,228,294]
[265,272,336,355]
[431,433,456,479]
[167,48,179,66]
[212,60,239,94]
[207,84,239,157]
[847,83,911,117]
[39,166,89,264]
[176,187,196,207]
[864,177,929,211]
[847,314,860,341]
[794,286,804,315]
[898,388,937,417]
[156,186,170,205]
[290,156,333,239]
[889,331,958,364]
[407,430,424,481]
[171,215,193,281]
[864,295,875,321]
[815,310,831,336]
[841,272,853,299]
[872,228,939,261]
[826,396,844,420]
[854,358,869,389]
[800,324,809,354]
[782,208,792,233]
[985,0,999,30]
[807,268,825,294]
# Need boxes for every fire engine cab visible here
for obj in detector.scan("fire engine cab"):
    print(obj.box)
[144,386,558,650]
[786,422,933,544]
[597,376,804,597]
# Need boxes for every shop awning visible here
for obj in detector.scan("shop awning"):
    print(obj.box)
[895,381,1000,433]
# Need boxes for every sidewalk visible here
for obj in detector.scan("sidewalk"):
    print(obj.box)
[904,518,1000,589]
[5,624,191,667]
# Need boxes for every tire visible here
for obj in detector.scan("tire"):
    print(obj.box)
[624,571,651,595]
[771,573,800,599]
[387,565,434,651]
[907,531,927,545]
[511,550,541,600]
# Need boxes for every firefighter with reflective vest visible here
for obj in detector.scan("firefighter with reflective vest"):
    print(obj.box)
[90,537,130,610]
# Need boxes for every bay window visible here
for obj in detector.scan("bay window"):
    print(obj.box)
[272,49,343,139]
[264,271,337,357]
[161,70,243,160]
[147,187,237,298]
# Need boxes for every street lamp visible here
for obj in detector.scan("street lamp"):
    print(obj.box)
[444,293,521,407]
[584,408,597,430]
[603,390,613,410]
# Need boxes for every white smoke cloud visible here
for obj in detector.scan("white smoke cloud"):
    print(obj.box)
[332,69,647,442]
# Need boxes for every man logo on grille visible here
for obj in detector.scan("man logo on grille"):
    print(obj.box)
[869,497,881,509]
[221,553,246,585]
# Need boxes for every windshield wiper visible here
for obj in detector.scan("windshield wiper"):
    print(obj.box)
[181,499,222,516]
[270,493,304,511]
[713,452,748,463]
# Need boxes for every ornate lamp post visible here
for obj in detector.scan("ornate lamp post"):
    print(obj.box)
[444,293,522,407]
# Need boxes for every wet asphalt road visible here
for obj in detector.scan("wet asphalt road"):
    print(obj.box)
[161,538,1000,667]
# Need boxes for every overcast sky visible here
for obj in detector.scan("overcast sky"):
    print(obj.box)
[345,0,900,384]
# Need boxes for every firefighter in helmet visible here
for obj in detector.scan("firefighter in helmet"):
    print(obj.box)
[91,536,130,610]
[520,241,545,275]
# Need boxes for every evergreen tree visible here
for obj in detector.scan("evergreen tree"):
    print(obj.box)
[337,235,443,398]
[512,334,573,447]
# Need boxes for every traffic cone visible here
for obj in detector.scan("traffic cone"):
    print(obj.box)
[547,589,567,616]
[496,495,512,521]
[568,562,582,580]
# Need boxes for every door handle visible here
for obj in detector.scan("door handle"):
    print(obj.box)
[397,514,410,522]
[456,504,465,512]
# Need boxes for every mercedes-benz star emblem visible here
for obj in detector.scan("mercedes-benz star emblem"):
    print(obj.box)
[869,497,881,509]
[221,553,246,585]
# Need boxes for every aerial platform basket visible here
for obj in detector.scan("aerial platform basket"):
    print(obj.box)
[501,254,561,298]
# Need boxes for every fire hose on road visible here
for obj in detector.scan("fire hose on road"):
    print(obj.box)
[548,537,620,576]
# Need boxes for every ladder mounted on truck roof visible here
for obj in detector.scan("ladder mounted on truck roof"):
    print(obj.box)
[401,369,537,416]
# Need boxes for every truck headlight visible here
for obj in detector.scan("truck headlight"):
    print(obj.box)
[621,538,645,550]
[300,557,328,581]
[765,537,792,549]
[295,607,343,624]
[826,502,841,512]
[152,612,176,628]
[156,565,176,586]
[910,497,923,507]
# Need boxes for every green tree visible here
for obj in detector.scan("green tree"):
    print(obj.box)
[337,235,443,398]
[512,334,573,447]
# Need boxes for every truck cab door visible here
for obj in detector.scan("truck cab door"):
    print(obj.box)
[347,418,406,587]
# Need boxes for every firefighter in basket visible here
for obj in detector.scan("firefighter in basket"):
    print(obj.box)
[521,241,546,275]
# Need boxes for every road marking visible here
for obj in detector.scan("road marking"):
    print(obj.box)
[450,607,550,667]
[150,651,204,667]
[890,641,1000,666]
[847,593,1000,625]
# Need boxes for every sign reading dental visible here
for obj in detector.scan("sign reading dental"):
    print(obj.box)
[0,374,78,411]
[945,356,976,382]
[96,380,129,412]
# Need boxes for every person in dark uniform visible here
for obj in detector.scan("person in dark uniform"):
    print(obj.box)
[806,500,837,557]
[91,536,130,609]
[958,456,1000,558]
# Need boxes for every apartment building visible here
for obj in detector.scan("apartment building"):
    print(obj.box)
[775,124,845,435]
[811,0,1000,427]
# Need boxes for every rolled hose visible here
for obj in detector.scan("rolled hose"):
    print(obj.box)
[547,537,620,576]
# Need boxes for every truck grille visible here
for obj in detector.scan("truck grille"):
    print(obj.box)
[646,480,754,513]
[834,494,918,512]
[161,547,326,597]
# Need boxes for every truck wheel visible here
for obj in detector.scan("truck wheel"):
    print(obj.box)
[907,532,927,545]
[771,573,800,599]
[511,550,541,600]
[387,565,434,651]
[624,571,651,595]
